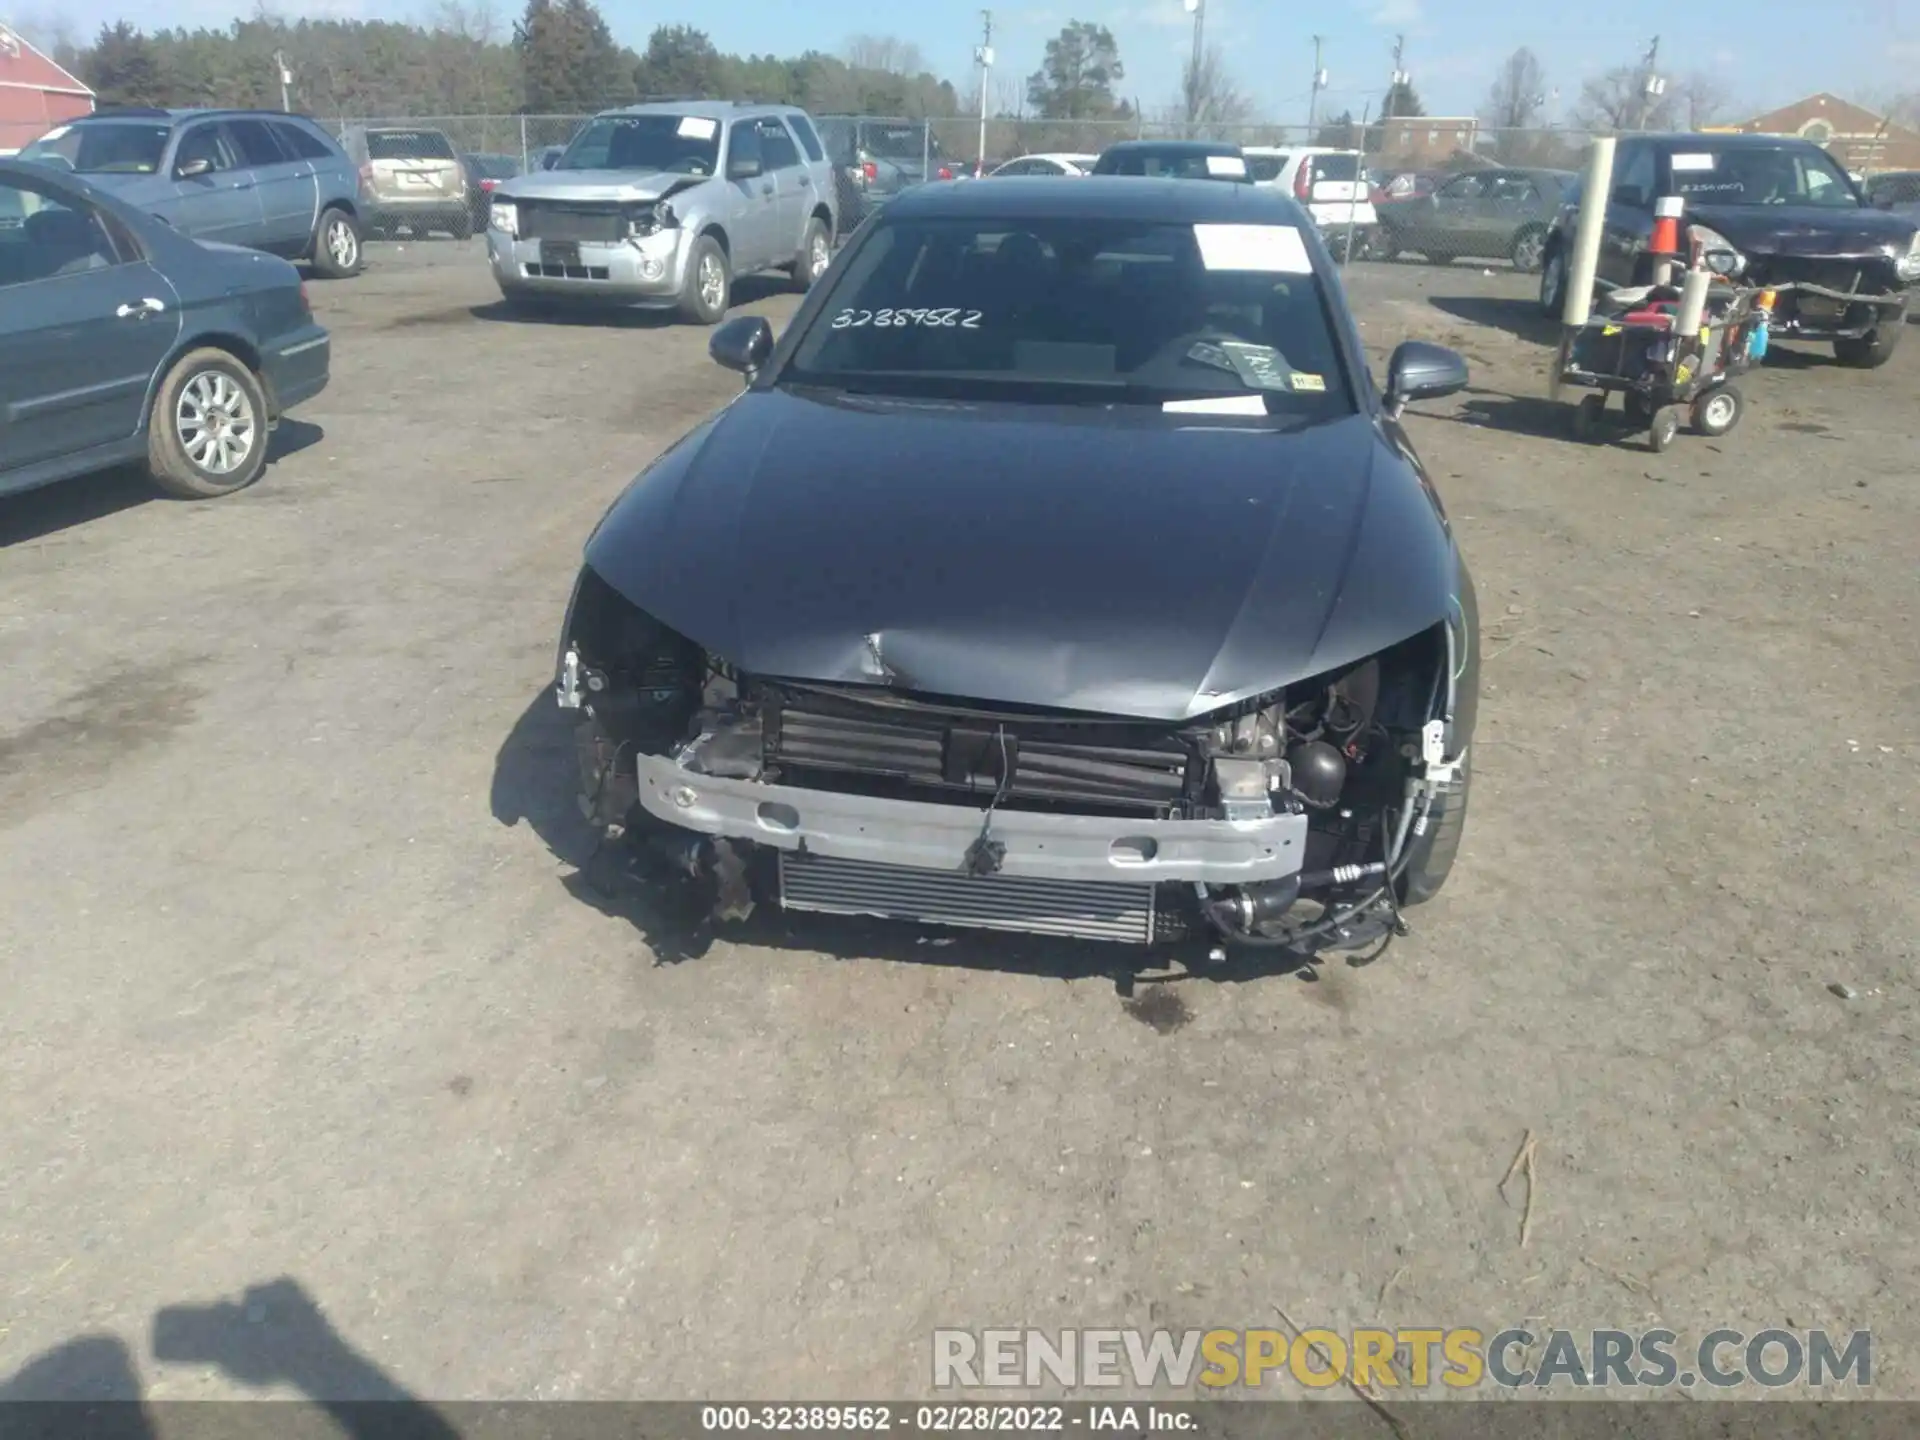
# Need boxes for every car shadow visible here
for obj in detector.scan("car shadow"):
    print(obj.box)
[468,275,793,328]
[0,1275,458,1437]
[1427,294,1561,348]
[490,689,1362,989]
[0,421,326,548]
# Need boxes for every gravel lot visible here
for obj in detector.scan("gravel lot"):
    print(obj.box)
[2,235,1916,1404]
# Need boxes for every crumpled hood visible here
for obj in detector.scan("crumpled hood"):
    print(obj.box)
[495,170,701,204]
[582,389,1459,721]
[1687,202,1918,260]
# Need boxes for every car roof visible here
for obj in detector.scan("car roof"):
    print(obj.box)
[1099,139,1244,156]
[597,100,797,121]
[882,174,1310,225]
[80,107,325,125]
[1632,131,1824,150]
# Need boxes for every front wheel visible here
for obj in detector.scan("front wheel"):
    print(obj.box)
[311,206,362,279]
[1571,392,1605,441]
[679,235,731,325]
[790,217,831,292]
[146,349,271,499]
[1833,321,1903,368]
[1539,247,1567,317]
[1649,405,1683,453]
[450,208,473,241]
[1510,226,1547,274]
[1366,229,1400,262]
[1691,383,1743,436]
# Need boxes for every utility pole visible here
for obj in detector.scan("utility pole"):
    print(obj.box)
[1307,36,1327,134]
[1182,0,1206,133]
[1387,33,1408,119]
[274,50,292,111]
[974,12,993,178]
[1633,36,1664,131]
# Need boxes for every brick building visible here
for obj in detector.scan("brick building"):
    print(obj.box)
[1377,115,1479,166]
[1730,92,1920,174]
[0,22,94,153]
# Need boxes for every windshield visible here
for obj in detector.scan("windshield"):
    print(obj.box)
[20,121,169,175]
[1307,153,1360,183]
[1247,154,1288,182]
[560,114,720,174]
[1666,145,1860,207]
[367,129,455,161]
[785,215,1352,418]
[1096,148,1246,180]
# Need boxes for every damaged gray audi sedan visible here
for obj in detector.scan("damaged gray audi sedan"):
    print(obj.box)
[555,177,1480,953]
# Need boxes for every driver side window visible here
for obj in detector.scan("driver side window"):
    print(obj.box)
[174,125,235,178]
[727,121,763,176]
[1437,174,1484,202]
[0,180,127,288]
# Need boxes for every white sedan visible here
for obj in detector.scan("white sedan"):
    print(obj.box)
[988,153,1097,177]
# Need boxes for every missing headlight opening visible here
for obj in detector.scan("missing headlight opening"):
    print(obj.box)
[556,567,1471,955]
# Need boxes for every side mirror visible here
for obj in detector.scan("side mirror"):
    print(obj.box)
[728,156,763,181]
[176,157,214,180]
[1610,183,1646,209]
[710,315,773,377]
[1384,340,1468,418]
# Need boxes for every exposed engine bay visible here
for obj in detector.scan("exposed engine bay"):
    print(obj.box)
[558,566,1472,953]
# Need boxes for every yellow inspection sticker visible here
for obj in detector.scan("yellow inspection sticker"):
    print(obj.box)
[1290,372,1327,391]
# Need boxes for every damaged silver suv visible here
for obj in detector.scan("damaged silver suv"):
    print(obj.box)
[485,101,839,324]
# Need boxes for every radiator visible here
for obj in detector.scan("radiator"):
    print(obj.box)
[777,851,1157,944]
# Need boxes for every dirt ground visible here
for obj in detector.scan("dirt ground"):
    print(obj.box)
[2,235,1916,1406]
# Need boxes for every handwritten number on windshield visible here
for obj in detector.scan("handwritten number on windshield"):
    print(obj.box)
[831,308,982,330]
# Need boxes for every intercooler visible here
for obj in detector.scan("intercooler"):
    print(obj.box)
[777,851,1158,944]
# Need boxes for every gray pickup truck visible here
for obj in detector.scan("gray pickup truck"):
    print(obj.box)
[485,101,840,324]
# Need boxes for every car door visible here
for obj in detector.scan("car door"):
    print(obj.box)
[0,173,182,483]
[1427,172,1484,253]
[758,117,812,263]
[1479,172,1534,253]
[721,119,777,271]
[224,117,316,255]
[159,122,266,246]
[1598,143,1656,284]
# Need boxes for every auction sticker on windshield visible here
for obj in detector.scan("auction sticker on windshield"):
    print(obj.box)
[1206,155,1248,178]
[1670,153,1715,172]
[1193,223,1312,274]
[678,116,719,140]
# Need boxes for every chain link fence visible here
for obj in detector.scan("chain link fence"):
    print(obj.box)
[327,114,1911,183]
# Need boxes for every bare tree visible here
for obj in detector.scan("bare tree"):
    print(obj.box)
[1481,47,1547,130]
[1180,43,1255,132]
[843,34,928,77]
[1571,65,1679,131]
[1672,71,1733,129]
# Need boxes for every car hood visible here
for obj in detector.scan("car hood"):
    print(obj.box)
[1686,203,1918,258]
[581,388,1459,722]
[495,170,703,204]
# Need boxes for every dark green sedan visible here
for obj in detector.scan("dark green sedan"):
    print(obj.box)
[1368,166,1577,272]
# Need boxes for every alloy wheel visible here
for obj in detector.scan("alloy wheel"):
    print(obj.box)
[327,218,358,269]
[176,371,258,477]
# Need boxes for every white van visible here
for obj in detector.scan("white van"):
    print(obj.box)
[1243,146,1376,255]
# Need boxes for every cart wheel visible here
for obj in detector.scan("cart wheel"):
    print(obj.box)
[1690,383,1742,437]
[1623,391,1654,426]
[1571,393,1605,441]
[1649,405,1683,453]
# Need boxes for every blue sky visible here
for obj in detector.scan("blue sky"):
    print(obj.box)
[20,0,1920,123]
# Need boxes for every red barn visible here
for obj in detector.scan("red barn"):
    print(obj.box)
[0,22,94,154]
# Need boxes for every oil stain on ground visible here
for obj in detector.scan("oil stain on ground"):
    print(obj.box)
[0,658,204,829]
[1123,987,1192,1034]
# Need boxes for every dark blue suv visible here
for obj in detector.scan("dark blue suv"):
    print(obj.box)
[17,108,366,279]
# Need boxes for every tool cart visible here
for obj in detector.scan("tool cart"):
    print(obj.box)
[1558,284,1772,452]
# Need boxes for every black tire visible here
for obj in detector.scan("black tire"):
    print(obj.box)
[1833,321,1903,368]
[310,206,362,279]
[1510,225,1547,274]
[679,234,731,325]
[790,216,831,291]
[1571,392,1605,441]
[1649,405,1683,453]
[145,348,271,500]
[1622,391,1654,426]
[1691,383,1743,436]
[1398,751,1470,907]
[1539,245,1568,318]
[450,208,473,241]
[1367,229,1400,262]
[1423,247,1454,266]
